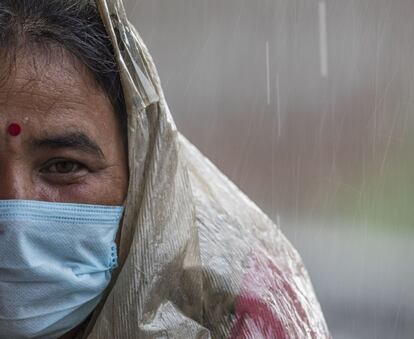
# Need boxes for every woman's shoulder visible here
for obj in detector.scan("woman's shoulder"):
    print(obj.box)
[179,136,330,338]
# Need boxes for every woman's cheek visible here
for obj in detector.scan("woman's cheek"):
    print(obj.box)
[55,172,127,205]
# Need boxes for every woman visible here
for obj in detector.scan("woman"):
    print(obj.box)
[0,0,331,338]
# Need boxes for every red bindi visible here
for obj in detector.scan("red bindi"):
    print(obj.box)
[7,123,22,137]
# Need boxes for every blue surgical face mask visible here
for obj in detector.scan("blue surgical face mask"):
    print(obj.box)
[0,200,124,339]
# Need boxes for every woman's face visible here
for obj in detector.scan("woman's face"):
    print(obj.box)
[0,49,128,205]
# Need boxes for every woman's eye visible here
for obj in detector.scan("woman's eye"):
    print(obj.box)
[42,161,86,175]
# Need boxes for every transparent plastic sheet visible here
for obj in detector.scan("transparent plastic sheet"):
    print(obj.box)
[82,0,332,337]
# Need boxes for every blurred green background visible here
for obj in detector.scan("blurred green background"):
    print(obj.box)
[126,0,414,337]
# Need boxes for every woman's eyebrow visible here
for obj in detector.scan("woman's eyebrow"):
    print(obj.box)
[31,132,105,158]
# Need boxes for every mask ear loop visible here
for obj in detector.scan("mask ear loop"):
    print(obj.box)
[7,123,22,137]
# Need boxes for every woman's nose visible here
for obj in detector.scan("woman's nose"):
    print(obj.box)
[0,166,35,200]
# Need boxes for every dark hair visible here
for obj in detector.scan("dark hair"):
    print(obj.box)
[0,0,127,139]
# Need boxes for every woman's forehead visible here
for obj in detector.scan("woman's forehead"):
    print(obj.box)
[0,50,116,134]
[0,49,100,101]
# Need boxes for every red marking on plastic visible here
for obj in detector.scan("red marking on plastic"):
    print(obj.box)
[7,123,22,137]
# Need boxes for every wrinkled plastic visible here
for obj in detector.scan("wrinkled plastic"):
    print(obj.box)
[81,0,332,337]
